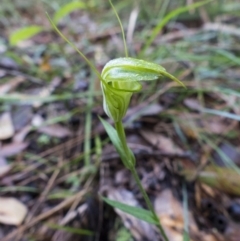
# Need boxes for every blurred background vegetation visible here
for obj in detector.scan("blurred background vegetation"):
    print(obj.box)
[1,0,240,241]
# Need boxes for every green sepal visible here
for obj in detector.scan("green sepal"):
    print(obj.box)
[101,57,185,121]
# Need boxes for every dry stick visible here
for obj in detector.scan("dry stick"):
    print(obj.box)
[17,144,95,189]
[9,119,109,185]
[2,189,88,241]
[26,165,61,222]
[66,174,96,216]
[7,136,86,183]
[15,167,60,241]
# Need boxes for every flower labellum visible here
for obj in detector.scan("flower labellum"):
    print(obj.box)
[101,57,184,122]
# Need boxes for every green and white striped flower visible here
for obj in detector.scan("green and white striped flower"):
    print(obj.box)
[101,57,184,122]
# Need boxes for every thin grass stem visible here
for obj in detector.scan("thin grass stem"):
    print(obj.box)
[84,75,94,166]
[46,13,101,80]
[109,0,128,57]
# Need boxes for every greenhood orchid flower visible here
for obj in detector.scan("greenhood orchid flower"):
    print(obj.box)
[100,57,184,122]
[46,8,187,240]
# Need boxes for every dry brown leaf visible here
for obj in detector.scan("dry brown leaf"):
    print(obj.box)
[140,103,163,116]
[124,103,164,123]
[0,112,14,140]
[154,189,220,241]
[204,118,229,134]
[140,129,183,154]
[154,189,195,241]
[38,124,72,138]
[179,113,236,139]
[155,189,198,231]
[202,116,237,135]
[126,103,163,117]
[184,98,202,111]
[0,197,28,225]
[13,125,32,142]
[0,142,28,157]
[11,105,32,131]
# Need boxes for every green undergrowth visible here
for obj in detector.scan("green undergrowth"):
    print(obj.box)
[1,0,240,240]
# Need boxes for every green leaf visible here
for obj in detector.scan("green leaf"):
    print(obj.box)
[53,1,86,24]
[102,197,158,225]
[214,49,240,65]
[99,117,132,168]
[10,26,43,46]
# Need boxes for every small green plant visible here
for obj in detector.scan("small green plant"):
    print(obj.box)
[47,6,185,241]
[46,1,204,240]
[99,56,185,241]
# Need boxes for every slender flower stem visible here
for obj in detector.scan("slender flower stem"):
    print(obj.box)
[130,167,169,241]
[115,121,129,156]
[115,121,134,169]
[114,120,169,241]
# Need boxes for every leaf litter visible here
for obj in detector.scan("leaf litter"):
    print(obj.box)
[1,1,240,241]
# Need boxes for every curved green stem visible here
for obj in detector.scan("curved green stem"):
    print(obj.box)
[114,120,169,241]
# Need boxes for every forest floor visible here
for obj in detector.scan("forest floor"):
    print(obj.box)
[0,1,240,241]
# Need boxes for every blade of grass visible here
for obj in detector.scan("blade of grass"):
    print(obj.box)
[139,0,212,57]
[214,49,240,65]
[0,91,101,104]
[0,186,38,193]
[46,223,93,236]
[156,0,171,20]
[84,75,94,166]
[53,1,87,24]
[10,26,43,46]
[46,13,101,79]
[109,0,128,57]
[201,108,240,121]
[201,135,240,175]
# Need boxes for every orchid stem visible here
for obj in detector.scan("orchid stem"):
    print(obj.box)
[115,121,130,159]
[114,120,169,241]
